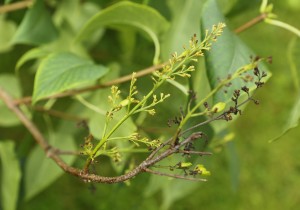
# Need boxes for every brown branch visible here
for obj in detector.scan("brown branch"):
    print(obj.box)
[33,105,86,122]
[14,62,167,106]
[234,13,268,34]
[0,87,207,183]
[0,0,33,14]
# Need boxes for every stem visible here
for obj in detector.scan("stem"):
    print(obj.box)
[265,19,300,37]
[234,13,267,34]
[14,62,167,105]
[144,168,207,181]
[0,0,33,14]
[175,62,257,143]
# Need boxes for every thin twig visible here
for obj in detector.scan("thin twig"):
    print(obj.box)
[14,62,167,105]
[33,106,86,122]
[144,168,207,181]
[0,0,33,14]
[234,13,267,34]
[177,150,212,156]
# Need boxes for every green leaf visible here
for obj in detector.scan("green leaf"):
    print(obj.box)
[269,94,300,142]
[0,15,17,52]
[25,133,76,200]
[16,48,50,71]
[161,0,205,60]
[32,52,109,103]
[76,1,169,64]
[0,140,21,210]
[212,102,226,113]
[11,0,58,45]
[201,0,271,105]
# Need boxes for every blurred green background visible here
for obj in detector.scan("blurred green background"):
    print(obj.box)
[1,0,300,210]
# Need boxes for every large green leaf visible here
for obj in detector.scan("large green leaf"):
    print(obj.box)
[11,0,58,45]
[201,0,271,105]
[32,52,109,103]
[25,132,76,200]
[0,140,21,210]
[76,1,169,64]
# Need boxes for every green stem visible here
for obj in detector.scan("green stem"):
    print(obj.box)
[265,19,300,37]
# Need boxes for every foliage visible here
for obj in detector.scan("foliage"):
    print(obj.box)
[0,0,299,210]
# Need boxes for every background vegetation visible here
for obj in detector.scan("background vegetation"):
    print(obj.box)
[0,0,299,210]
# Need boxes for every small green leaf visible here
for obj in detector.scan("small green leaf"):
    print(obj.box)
[12,0,58,45]
[195,164,211,176]
[179,162,193,168]
[201,0,271,104]
[0,140,21,210]
[25,133,76,200]
[32,52,109,103]
[76,1,169,64]
[211,102,226,113]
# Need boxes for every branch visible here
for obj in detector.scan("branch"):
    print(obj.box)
[144,168,207,181]
[14,62,167,105]
[0,87,208,183]
[33,106,86,122]
[234,13,267,34]
[0,0,33,14]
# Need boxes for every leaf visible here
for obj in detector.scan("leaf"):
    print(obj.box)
[0,140,21,210]
[161,0,205,60]
[76,1,169,64]
[0,15,17,52]
[11,0,58,45]
[269,94,300,142]
[212,102,226,113]
[201,0,271,105]
[16,48,50,71]
[32,52,109,103]
[25,133,76,200]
